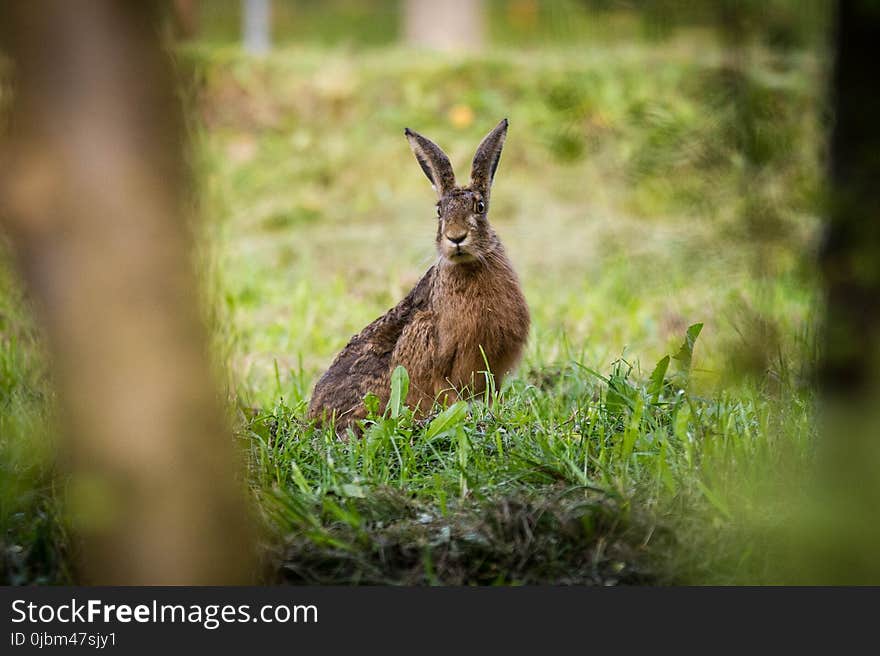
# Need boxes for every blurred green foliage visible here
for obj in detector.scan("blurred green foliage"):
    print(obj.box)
[0,260,70,584]
[194,0,830,51]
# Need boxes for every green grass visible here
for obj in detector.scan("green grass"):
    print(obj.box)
[0,261,71,584]
[245,330,815,584]
[1,39,824,584]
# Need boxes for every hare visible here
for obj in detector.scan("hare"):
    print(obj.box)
[308,119,530,433]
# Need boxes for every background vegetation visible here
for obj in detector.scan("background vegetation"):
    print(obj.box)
[2,0,832,584]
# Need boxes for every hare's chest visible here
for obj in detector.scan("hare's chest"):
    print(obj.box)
[439,290,497,341]
[437,285,527,375]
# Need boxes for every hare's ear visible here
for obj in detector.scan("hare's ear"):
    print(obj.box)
[405,128,456,197]
[470,118,508,197]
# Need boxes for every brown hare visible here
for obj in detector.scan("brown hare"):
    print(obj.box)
[308,119,530,434]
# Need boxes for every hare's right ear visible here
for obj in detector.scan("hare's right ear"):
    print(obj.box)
[405,128,456,198]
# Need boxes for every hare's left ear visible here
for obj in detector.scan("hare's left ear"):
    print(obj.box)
[470,118,508,198]
[405,128,456,198]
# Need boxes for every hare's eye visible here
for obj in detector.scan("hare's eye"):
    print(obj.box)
[436,204,442,218]
[474,200,485,214]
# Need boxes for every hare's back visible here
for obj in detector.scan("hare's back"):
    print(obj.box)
[307,329,394,423]
[308,266,437,425]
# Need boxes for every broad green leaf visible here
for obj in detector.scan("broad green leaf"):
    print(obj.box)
[457,426,470,497]
[648,354,670,402]
[606,377,637,415]
[672,322,703,375]
[386,365,409,418]
[657,441,677,494]
[424,401,469,439]
[363,392,380,418]
[620,397,644,462]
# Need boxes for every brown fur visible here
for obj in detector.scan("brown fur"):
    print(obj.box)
[308,119,530,434]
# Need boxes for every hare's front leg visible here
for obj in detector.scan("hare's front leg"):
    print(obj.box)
[391,310,440,418]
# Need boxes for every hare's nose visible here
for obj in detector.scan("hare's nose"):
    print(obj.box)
[446,233,467,245]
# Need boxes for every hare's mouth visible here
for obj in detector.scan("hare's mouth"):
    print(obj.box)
[447,249,476,264]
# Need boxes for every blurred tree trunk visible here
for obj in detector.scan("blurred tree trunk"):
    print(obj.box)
[405,0,485,52]
[243,0,271,55]
[0,1,254,584]
[172,0,201,41]
[821,0,880,394]
[804,0,880,583]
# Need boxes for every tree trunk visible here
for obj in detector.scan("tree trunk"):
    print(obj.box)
[805,0,880,584]
[172,0,201,41]
[821,0,880,395]
[0,0,254,584]
[243,0,271,55]
[404,0,485,52]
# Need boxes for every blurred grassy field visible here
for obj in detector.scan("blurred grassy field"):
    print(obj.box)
[189,43,822,407]
[1,27,827,583]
